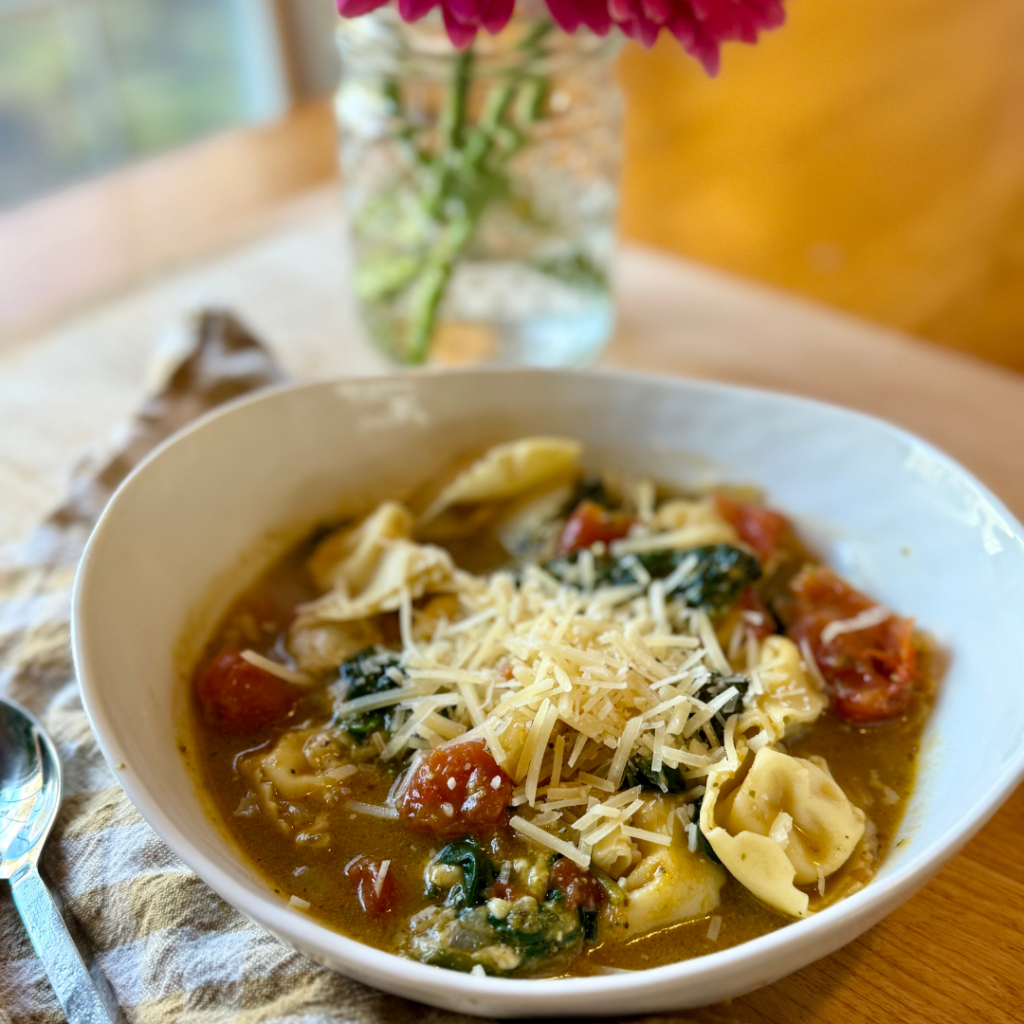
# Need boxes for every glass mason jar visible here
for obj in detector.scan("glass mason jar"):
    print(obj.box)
[335,11,623,366]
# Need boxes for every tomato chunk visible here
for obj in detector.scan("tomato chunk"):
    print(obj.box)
[195,650,299,733]
[737,585,776,643]
[557,500,636,556]
[486,879,530,903]
[548,859,605,912]
[714,495,790,562]
[400,740,513,836]
[345,856,396,916]
[787,567,918,723]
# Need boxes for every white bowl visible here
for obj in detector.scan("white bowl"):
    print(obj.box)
[72,369,1024,1017]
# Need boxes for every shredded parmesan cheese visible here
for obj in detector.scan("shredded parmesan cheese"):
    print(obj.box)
[620,824,672,846]
[240,650,312,686]
[550,733,565,789]
[686,823,698,853]
[510,815,590,868]
[798,638,829,694]
[346,800,399,820]
[769,811,794,848]
[294,497,789,868]
[747,730,770,752]
[820,605,891,646]
[374,860,391,897]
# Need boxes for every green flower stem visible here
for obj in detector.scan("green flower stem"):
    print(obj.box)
[423,46,474,220]
[402,20,555,363]
[406,216,474,362]
[441,46,473,150]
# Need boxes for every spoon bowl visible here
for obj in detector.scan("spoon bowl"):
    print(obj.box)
[0,699,61,878]
[0,696,119,1023]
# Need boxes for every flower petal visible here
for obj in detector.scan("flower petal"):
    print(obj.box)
[669,11,720,73]
[446,0,486,25]
[482,0,516,35]
[544,0,613,33]
[337,0,391,16]
[640,0,672,26]
[619,11,661,46]
[398,0,438,19]
[442,5,479,47]
[607,0,633,22]
[647,0,784,72]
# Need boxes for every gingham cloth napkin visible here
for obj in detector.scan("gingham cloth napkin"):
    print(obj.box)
[0,315,738,1024]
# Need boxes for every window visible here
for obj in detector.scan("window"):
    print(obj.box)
[0,0,290,210]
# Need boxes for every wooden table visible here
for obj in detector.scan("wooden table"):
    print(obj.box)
[2,189,1022,1023]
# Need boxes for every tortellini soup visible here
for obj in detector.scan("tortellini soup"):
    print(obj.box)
[186,438,936,976]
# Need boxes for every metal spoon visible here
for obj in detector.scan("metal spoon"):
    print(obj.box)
[1,696,119,1023]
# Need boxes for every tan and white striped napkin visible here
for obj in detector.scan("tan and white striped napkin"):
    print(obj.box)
[0,313,739,1024]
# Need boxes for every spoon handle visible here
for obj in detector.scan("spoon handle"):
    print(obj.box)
[10,863,119,1024]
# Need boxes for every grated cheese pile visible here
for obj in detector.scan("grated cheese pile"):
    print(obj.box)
[331,560,770,870]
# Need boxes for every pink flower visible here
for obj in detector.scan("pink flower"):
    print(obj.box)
[337,0,515,49]
[339,0,784,67]
[545,0,785,74]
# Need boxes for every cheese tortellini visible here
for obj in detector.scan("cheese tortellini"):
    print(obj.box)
[741,635,827,743]
[700,747,866,918]
[621,797,727,934]
[240,728,348,810]
[417,437,581,533]
[288,619,383,674]
[307,501,413,593]
[296,501,456,626]
[591,828,640,880]
[651,498,741,548]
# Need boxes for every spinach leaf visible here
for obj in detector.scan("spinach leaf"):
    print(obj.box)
[333,646,403,742]
[580,908,600,942]
[624,757,687,793]
[564,475,615,513]
[541,550,615,589]
[488,901,582,965]
[609,544,761,614]
[420,948,479,974]
[543,544,761,616]
[693,671,749,707]
[438,839,496,908]
[412,896,582,975]
[340,646,404,700]
[692,795,722,865]
[692,671,749,743]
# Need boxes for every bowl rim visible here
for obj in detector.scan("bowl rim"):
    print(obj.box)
[71,367,1024,1010]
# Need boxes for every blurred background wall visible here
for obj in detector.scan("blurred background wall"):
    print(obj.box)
[0,0,292,206]
[1,0,1022,370]
[618,0,1024,372]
